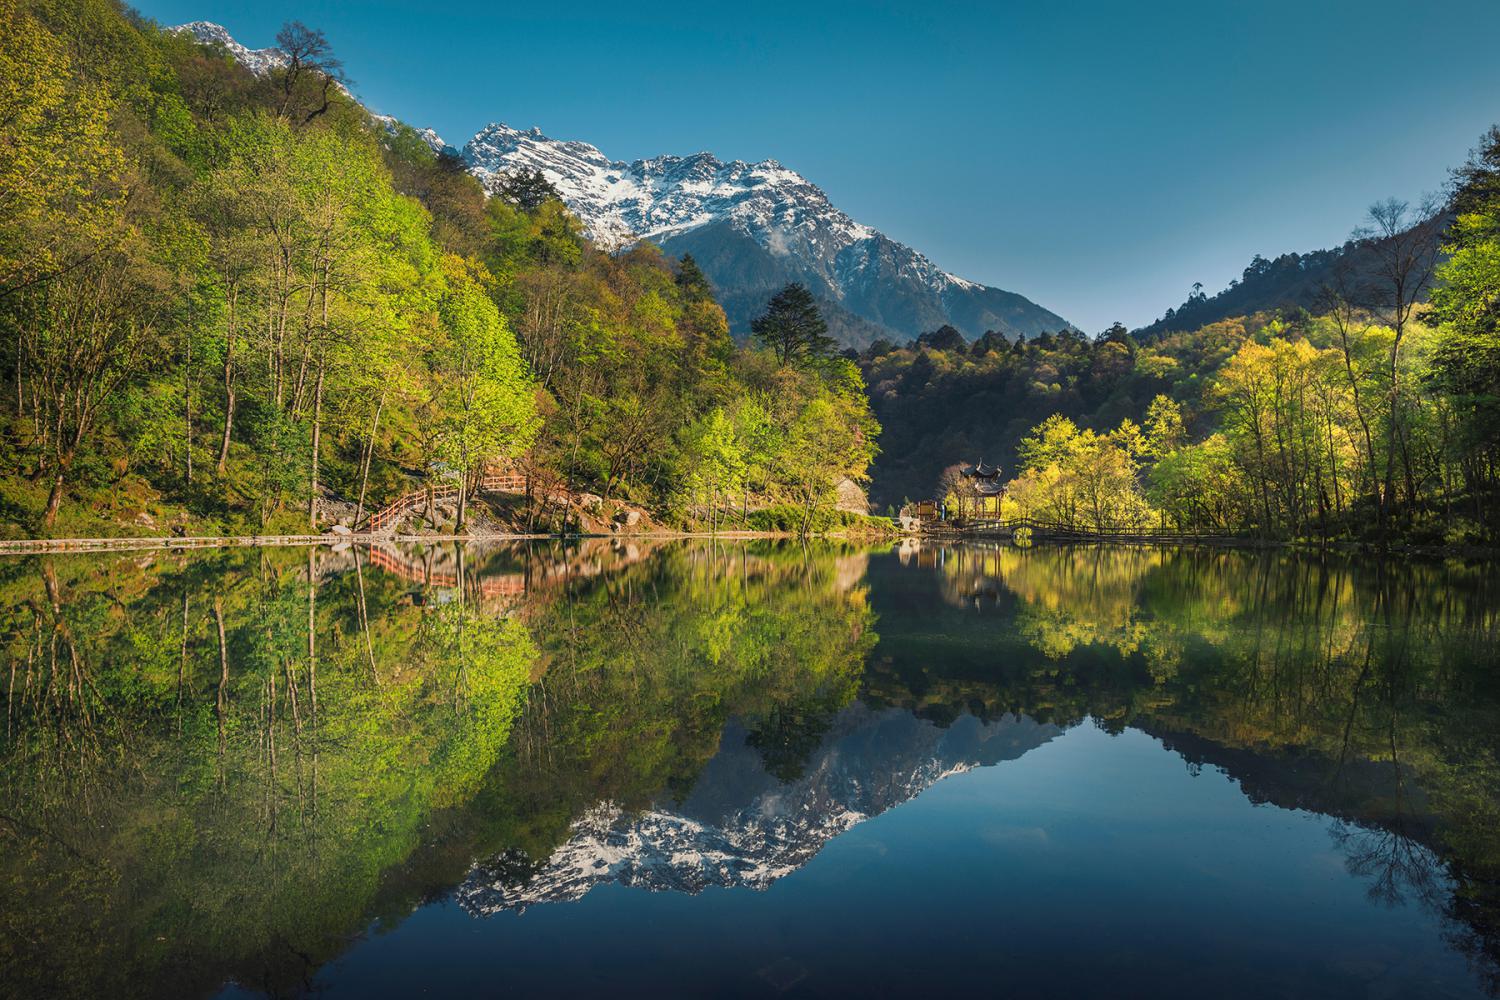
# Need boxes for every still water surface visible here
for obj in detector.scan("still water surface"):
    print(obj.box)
[2,540,1498,997]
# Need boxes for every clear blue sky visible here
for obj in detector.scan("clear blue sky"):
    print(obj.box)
[135,0,1500,332]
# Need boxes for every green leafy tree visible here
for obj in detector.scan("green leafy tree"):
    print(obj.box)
[679,407,746,531]
[1143,395,1185,458]
[432,255,539,531]
[1430,127,1500,519]
[0,0,125,296]
[779,394,878,536]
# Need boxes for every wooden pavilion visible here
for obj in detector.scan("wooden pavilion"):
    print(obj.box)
[959,461,1004,516]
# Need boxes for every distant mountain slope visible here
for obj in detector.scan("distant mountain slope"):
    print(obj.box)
[1136,216,1447,339]
[1135,247,1355,339]
[462,123,1073,347]
[171,21,1072,348]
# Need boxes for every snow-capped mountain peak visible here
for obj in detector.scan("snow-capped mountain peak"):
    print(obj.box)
[171,21,289,76]
[459,123,1071,343]
[462,122,876,253]
[370,114,452,157]
[171,20,1073,345]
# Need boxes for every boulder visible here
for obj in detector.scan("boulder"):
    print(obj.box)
[615,509,642,528]
[578,492,604,513]
[329,524,353,536]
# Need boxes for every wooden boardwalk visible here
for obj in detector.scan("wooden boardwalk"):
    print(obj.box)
[366,471,528,532]
[0,533,348,555]
[0,529,554,556]
[0,467,541,555]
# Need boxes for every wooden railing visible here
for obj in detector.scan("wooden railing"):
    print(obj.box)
[365,470,527,533]
[359,539,660,599]
[364,544,526,597]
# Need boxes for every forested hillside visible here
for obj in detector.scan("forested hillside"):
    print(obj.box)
[0,0,878,538]
[1134,205,1445,341]
[861,319,1253,509]
[4,0,1497,548]
[863,137,1500,546]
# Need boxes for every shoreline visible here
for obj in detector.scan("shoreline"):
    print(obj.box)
[0,528,874,555]
[929,528,1499,561]
[0,528,1490,560]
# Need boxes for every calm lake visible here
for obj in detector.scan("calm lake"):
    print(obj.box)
[2,539,1498,998]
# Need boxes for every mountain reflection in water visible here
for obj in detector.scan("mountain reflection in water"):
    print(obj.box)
[461,708,1060,913]
[1,538,1498,998]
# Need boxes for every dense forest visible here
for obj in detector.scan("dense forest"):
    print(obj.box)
[0,0,878,539]
[4,0,1498,549]
[863,137,1500,546]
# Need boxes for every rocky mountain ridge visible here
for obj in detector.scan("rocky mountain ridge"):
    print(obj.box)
[171,20,1075,346]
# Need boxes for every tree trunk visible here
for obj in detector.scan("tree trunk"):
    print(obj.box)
[41,436,79,530]
[308,361,324,531]
[355,390,385,525]
[1334,321,1380,515]
[525,472,535,534]
[214,597,229,765]
[1379,325,1406,534]
[456,469,469,534]
[217,378,236,475]
[183,325,193,487]
[43,469,66,529]
[272,259,290,410]
[218,291,237,475]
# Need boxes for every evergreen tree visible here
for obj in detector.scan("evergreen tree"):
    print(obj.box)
[751,282,835,365]
[494,166,562,212]
[674,253,714,301]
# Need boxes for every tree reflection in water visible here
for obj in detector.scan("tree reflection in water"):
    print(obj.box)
[1,538,1498,996]
[892,538,1500,991]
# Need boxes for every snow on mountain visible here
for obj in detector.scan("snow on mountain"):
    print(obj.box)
[460,123,1073,346]
[464,123,880,255]
[369,114,453,157]
[171,21,289,76]
[458,707,1060,914]
[171,21,1074,345]
[174,21,453,157]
